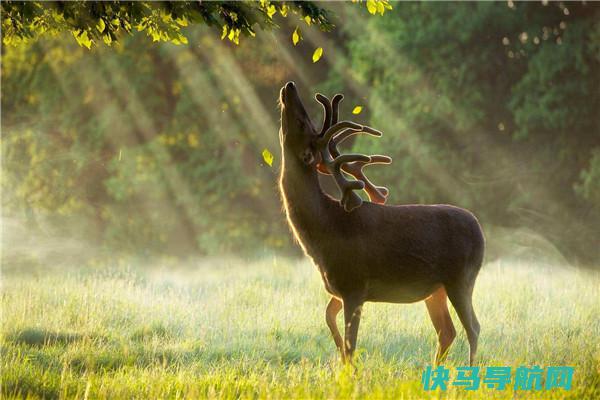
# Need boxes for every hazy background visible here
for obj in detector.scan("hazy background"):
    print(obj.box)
[3,1,599,269]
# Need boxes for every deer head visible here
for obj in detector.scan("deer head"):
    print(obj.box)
[279,82,319,168]
[279,81,391,212]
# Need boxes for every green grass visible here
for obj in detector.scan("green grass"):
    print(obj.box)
[2,258,599,399]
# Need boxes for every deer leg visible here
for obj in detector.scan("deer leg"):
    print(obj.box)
[325,297,344,359]
[342,295,364,365]
[446,285,479,366]
[425,286,456,365]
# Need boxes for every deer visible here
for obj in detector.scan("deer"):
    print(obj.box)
[278,81,485,367]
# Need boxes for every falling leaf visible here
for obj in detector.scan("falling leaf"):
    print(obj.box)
[292,27,301,46]
[352,106,363,115]
[312,47,323,63]
[262,148,274,167]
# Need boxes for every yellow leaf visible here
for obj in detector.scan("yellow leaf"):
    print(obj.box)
[221,25,228,40]
[96,18,105,33]
[172,33,188,46]
[292,27,301,46]
[267,5,277,19]
[366,0,377,15]
[304,15,312,25]
[280,4,289,17]
[352,106,363,115]
[312,47,323,63]
[74,30,92,49]
[262,148,274,167]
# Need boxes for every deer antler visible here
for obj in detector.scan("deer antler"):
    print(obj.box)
[314,93,392,212]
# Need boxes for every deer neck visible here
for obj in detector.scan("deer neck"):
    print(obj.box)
[279,155,335,251]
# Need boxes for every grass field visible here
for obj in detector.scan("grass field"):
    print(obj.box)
[2,257,599,399]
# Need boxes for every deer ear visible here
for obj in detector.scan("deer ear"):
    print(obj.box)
[300,148,315,166]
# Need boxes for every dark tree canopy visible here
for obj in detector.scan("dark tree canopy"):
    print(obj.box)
[1,1,339,48]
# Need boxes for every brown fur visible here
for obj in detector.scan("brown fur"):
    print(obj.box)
[278,82,484,365]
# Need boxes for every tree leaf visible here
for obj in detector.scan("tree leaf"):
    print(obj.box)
[262,148,274,167]
[292,27,301,46]
[280,4,289,17]
[366,0,378,15]
[2,2,336,48]
[352,106,363,114]
[96,18,106,33]
[73,30,92,49]
[312,47,323,63]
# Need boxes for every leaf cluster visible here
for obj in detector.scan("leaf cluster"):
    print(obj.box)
[1,1,334,48]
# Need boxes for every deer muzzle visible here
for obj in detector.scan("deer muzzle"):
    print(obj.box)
[280,81,295,105]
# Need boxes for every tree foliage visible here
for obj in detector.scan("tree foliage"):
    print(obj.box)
[1,1,334,48]
[340,1,599,262]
